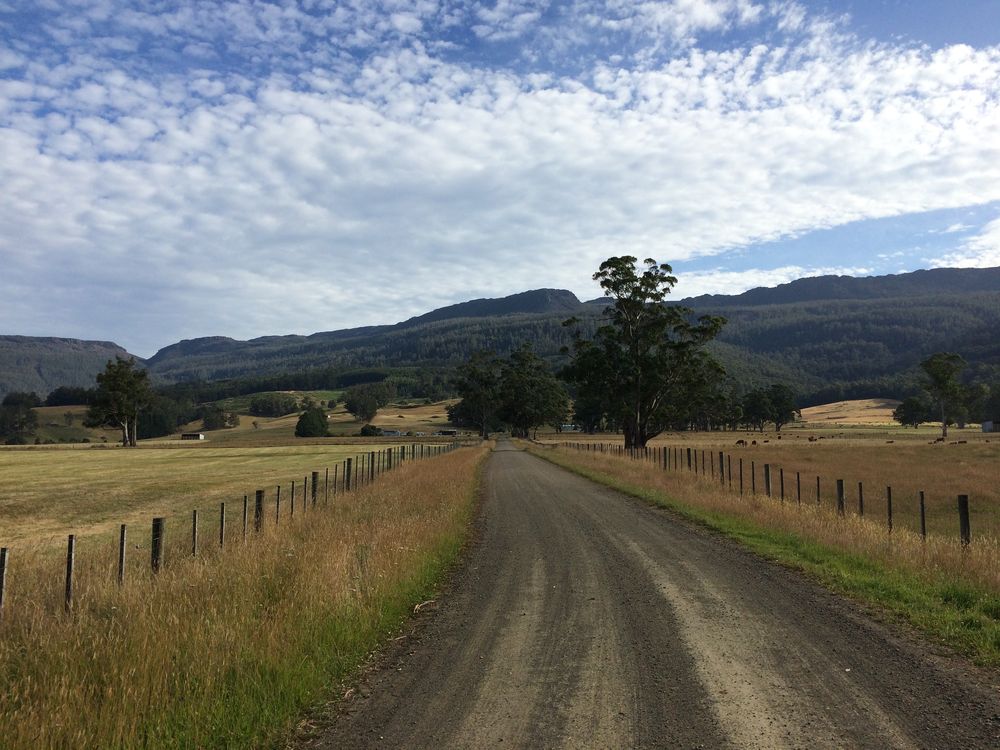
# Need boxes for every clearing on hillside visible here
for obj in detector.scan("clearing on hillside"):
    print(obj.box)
[799,398,901,425]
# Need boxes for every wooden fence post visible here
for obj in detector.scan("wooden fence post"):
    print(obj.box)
[346,458,353,491]
[0,547,7,619]
[686,448,692,471]
[739,458,744,496]
[751,461,756,494]
[64,535,75,613]
[816,477,820,504]
[118,524,126,586]
[191,509,199,556]
[779,468,785,501]
[719,452,724,485]
[302,476,307,511]
[254,489,264,532]
[796,472,801,504]
[242,496,248,541]
[886,486,893,533]
[312,471,319,507]
[152,517,165,573]
[958,494,971,547]
[858,482,864,517]
[333,465,339,496]
[727,455,732,489]
[290,481,296,516]
[219,502,226,548]
[325,468,329,505]
[369,453,375,482]
[276,486,281,521]
[763,464,771,497]
[836,479,845,516]
[919,491,926,540]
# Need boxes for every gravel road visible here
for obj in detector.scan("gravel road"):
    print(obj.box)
[305,441,999,749]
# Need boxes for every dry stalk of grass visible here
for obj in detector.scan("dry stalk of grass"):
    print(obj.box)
[546,446,1000,595]
[0,444,487,749]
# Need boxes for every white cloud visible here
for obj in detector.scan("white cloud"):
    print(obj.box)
[1,2,999,354]
[940,223,973,234]
[929,218,1000,268]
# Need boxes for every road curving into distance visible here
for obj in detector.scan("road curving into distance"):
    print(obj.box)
[305,440,999,749]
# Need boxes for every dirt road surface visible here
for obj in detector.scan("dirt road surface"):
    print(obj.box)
[305,441,999,749]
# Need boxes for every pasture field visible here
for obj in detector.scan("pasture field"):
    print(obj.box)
[542,426,1000,539]
[158,397,457,446]
[0,442,413,546]
[0,441,487,749]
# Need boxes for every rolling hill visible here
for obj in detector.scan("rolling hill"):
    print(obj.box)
[2,267,999,403]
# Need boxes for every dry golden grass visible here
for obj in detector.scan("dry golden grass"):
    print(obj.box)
[0,443,413,545]
[0,443,486,749]
[368,399,458,433]
[151,399,458,446]
[799,398,901,425]
[546,445,997,587]
[543,432,1000,539]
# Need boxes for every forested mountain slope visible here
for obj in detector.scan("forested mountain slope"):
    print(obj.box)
[0,336,139,400]
[3,267,999,402]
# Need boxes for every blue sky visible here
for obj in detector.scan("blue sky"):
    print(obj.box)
[2,1,999,356]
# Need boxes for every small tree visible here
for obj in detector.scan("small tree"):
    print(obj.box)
[740,389,772,433]
[344,382,395,423]
[893,396,930,429]
[84,357,152,446]
[920,352,966,438]
[295,406,328,437]
[0,401,38,443]
[453,351,503,438]
[766,384,800,432]
[201,405,241,431]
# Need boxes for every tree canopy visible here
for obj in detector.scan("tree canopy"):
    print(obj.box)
[84,357,153,447]
[451,350,503,438]
[920,352,966,437]
[892,396,931,429]
[498,345,568,438]
[562,256,726,448]
[343,382,396,423]
[295,405,329,437]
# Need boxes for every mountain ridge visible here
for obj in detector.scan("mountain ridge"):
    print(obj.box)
[3,266,1000,400]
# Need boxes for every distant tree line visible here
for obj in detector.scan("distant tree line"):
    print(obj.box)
[449,345,569,438]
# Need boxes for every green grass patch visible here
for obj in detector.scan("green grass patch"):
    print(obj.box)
[532,447,1000,667]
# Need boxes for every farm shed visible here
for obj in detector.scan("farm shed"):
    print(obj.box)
[983,420,995,433]
[181,432,205,440]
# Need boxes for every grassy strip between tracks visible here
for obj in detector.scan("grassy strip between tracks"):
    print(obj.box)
[528,444,1000,668]
[0,445,488,750]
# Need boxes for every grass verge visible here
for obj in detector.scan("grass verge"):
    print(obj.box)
[528,444,1000,668]
[0,444,488,749]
